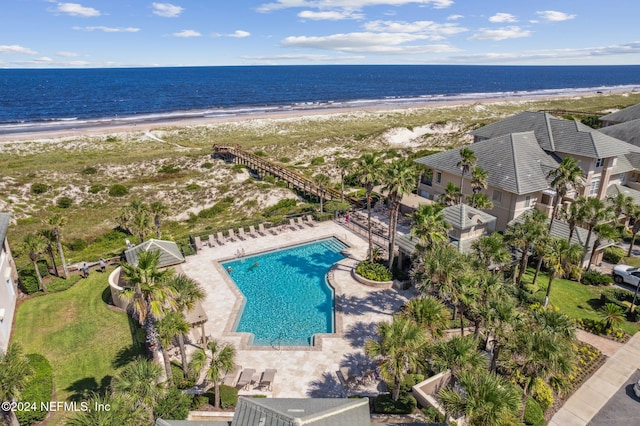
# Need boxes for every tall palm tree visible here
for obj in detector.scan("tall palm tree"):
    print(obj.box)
[486,298,521,372]
[355,153,383,261]
[561,198,587,245]
[471,232,511,273]
[410,204,451,250]
[313,173,331,213]
[531,233,551,286]
[401,296,449,339]
[365,315,427,401]
[438,370,522,426]
[120,250,177,358]
[47,213,69,279]
[580,197,613,263]
[118,199,153,243]
[607,192,634,229]
[439,182,461,206]
[22,233,48,293]
[149,201,168,239]
[382,159,418,268]
[111,357,164,421]
[532,307,576,340]
[167,274,205,374]
[587,223,619,270]
[156,311,190,385]
[431,335,487,383]
[189,339,236,409]
[543,238,584,307]
[457,147,476,202]
[469,166,488,207]
[336,157,352,202]
[39,229,59,278]
[471,192,493,210]
[546,156,585,231]
[504,210,547,286]
[0,343,34,426]
[451,273,479,336]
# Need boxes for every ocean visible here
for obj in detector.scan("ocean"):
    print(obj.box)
[1,65,639,134]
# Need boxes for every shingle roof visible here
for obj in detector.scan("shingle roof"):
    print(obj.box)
[600,103,640,124]
[442,204,496,230]
[508,211,594,252]
[470,111,640,159]
[599,118,640,147]
[124,239,185,268]
[606,184,640,205]
[232,397,370,426]
[0,213,10,245]
[415,131,558,195]
[611,153,636,175]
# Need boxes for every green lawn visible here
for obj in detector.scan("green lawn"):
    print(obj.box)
[522,269,640,335]
[12,268,144,403]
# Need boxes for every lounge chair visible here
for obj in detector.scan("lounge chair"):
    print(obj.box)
[217,231,226,245]
[228,229,236,241]
[257,224,267,236]
[208,234,217,247]
[289,218,298,230]
[306,215,316,226]
[248,225,257,237]
[236,368,256,390]
[223,365,242,387]
[259,369,277,391]
[238,228,247,240]
[194,236,203,251]
[338,366,358,386]
[297,217,305,228]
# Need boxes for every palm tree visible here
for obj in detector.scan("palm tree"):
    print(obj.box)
[486,298,521,372]
[410,204,451,250]
[543,238,584,307]
[111,357,164,420]
[561,198,586,245]
[167,274,205,374]
[189,339,236,409]
[580,197,613,263]
[431,335,487,383]
[382,159,418,268]
[118,199,153,243]
[66,393,147,426]
[355,153,383,261]
[365,315,427,401]
[39,229,59,278]
[149,201,168,239]
[22,233,48,293]
[607,192,634,228]
[451,273,479,336]
[313,173,331,213]
[401,296,449,338]
[546,156,585,230]
[532,307,576,340]
[531,233,551,286]
[120,250,177,358]
[504,210,547,286]
[471,192,493,210]
[0,343,34,426]
[438,370,522,426]
[457,147,476,202]
[470,166,488,207]
[628,205,640,257]
[471,232,511,273]
[598,303,625,332]
[587,223,619,270]
[47,213,69,279]
[156,311,190,385]
[336,157,352,202]
[439,182,461,206]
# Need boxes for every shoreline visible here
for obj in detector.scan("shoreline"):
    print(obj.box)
[0,88,633,143]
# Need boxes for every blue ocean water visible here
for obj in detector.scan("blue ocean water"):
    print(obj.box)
[221,238,346,346]
[1,65,640,133]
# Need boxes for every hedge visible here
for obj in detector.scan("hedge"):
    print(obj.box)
[16,354,53,425]
[582,270,613,286]
[603,246,626,264]
[373,393,417,414]
[523,398,545,426]
[356,260,393,282]
[204,384,238,409]
[171,361,196,390]
[153,386,192,421]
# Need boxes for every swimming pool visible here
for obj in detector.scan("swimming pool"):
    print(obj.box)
[221,237,347,346]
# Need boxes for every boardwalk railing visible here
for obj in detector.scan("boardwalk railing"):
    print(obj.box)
[213,144,362,206]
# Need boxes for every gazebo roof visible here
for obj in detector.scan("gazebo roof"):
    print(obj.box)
[124,239,185,268]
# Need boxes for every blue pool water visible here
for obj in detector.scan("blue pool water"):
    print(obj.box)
[221,238,347,346]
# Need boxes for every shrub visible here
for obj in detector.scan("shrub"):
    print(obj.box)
[158,164,181,174]
[191,395,208,410]
[198,199,232,219]
[400,373,424,393]
[186,183,201,191]
[310,156,325,166]
[582,270,613,286]
[532,377,554,412]
[263,175,276,184]
[200,162,214,169]
[254,150,267,157]
[18,271,40,294]
[31,183,49,194]
[108,184,129,197]
[421,406,445,423]
[88,183,105,194]
[263,199,297,217]
[47,275,82,293]
[56,196,73,209]
[205,384,238,409]
[373,393,417,414]
[324,200,350,214]
[171,362,196,390]
[36,260,50,278]
[604,246,626,264]
[81,167,97,175]
[232,164,246,173]
[153,386,192,421]
[279,157,291,163]
[15,353,53,425]
[356,260,393,282]
[66,237,88,252]
[523,398,545,426]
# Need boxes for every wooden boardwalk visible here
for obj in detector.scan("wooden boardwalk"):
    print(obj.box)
[213,144,361,206]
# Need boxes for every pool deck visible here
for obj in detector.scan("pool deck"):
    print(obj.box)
[178,220,415,398]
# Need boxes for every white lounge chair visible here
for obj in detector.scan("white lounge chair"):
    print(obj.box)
[217,231,226,245]
[248,225,257,237]
[194,236,203,251]
[238,228,247,240]
[258,224,267,236]
[289,218,297,230]
[223,365,242,387]
[228,229,236,241]
[259,369,277,391]
[297,217,305,228]
[236,368,256,390]
[208,234,217,247]
[306,215,316,226]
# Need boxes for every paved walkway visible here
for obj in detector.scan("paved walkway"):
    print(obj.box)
[575,329,624,358]
[550,332,640,425]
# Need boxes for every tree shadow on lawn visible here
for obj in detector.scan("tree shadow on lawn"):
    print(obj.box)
[343,321,378,348]
[306,371,347,398]
[65,375,112,401]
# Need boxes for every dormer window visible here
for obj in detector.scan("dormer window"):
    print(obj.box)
[595,158,605,168]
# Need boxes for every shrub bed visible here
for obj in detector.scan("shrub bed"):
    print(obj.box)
[16,353,53,425]
[153,386,192,420]
[373,393,417,414]
[603,246,626,264]
[582,270,613,286]
[171,361,196,390]
[356,260,393,282]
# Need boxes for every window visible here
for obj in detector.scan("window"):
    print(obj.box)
[589,176,601,197]
[492,190,502,203]
[5,277,14,299]
[595,158,605,168]
[421,174,432,186]
[436,172,442,184]
[524,195,531,208]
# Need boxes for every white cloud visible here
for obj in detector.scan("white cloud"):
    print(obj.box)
[152,2,184,18]
[536,10,576,22]
[258,0,453,13]
[470,26,531,41]
[363,20,467,39]
[55,2,100,17]
[212,30,251,38]
[0,45,37,55]
[298,10,364,20]
[73,26,140,32]
[173,30,201,37]
[56,51,79,57]
[281,32,459,54]
[489,13,517,23]
[447,14,463,21]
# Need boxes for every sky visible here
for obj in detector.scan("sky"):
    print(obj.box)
[1,0,639,68]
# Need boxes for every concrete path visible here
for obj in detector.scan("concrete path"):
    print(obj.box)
[575,329,624,358]
[550,332,640,425]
